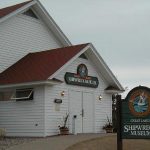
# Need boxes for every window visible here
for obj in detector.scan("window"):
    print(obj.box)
[23,9,38,19]
[11,88,34,101]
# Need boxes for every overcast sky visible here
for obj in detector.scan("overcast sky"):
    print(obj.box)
[1,0,150,96]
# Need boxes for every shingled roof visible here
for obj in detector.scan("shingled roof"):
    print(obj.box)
[0,44,88,85]
[0,1,31,18]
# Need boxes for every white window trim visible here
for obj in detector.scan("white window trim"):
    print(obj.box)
[11,88,33,100]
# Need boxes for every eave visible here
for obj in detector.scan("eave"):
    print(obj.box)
[0,79,63,90]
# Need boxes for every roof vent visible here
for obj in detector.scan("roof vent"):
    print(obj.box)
[23,9,38,19]
[79,53,88,59]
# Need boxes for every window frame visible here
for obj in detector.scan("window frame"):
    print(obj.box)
[11,88,34,101]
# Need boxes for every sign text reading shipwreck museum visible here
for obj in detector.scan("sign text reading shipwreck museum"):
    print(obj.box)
[65,64,99,88]
[122,86,150,139]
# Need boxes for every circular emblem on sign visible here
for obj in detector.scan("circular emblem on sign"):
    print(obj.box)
[128,89,150,117]
[77,64,88,78]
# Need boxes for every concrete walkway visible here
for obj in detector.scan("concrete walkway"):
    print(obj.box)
[8,134,113,150]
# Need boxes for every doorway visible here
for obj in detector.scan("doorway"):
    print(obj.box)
[69,90,94,134]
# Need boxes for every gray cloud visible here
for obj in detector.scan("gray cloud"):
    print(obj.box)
[1,0,150,95]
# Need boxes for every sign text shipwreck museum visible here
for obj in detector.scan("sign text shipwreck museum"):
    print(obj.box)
[0,0,124,137]
[121,86,150,139]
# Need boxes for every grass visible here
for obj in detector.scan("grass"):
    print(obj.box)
[66,134,150,150]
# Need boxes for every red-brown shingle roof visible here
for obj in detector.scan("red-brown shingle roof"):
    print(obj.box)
[0,44,89,85]
[0,1,31,18]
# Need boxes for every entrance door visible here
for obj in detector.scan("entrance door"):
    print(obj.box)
[69,90,83,134]
[82,92,94,133]
[69,90,94,134]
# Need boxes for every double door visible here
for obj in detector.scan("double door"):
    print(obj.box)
[69,90,94,134]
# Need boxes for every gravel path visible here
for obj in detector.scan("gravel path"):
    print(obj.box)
[0,137,40,150]
[1,134,150,150]
[1,134,109,150]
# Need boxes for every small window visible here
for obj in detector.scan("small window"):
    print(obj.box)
[11,88,34,101]
[23,9,38,19]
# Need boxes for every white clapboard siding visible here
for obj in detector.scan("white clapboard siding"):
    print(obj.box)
[44,57,112,136]
[0,86,45,137]
[44,85,69,136]
[0,14,62,73]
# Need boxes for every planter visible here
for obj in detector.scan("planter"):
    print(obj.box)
[105,128,113,133]
[59,127,69,135]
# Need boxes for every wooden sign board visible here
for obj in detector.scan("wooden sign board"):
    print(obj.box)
[65,72,99,88]
[64,64,99,88]
[122,86,150,139]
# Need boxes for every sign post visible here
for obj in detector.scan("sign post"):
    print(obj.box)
[116,95,122,150]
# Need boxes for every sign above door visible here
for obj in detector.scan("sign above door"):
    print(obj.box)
[65,64,99,88]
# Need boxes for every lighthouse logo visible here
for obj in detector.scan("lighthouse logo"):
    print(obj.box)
[128,89,150,117]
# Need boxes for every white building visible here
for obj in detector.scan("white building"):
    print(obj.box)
[0,0,124,137]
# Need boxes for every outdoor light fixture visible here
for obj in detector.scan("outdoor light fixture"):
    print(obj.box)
[99,95,102,100]
[61,91,65,96]
[54,99,62,104]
